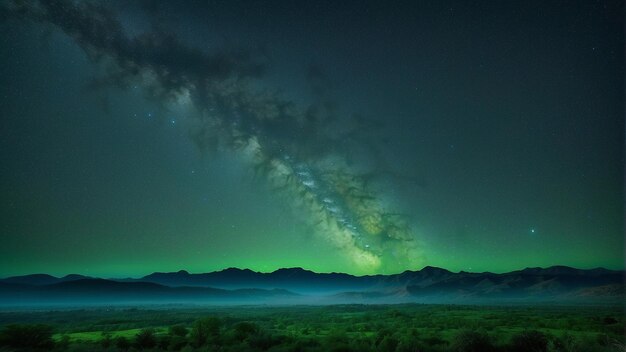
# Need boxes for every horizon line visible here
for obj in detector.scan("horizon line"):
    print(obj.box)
[2,264,623,280]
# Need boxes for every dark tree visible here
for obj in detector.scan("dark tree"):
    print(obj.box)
[57,334,71,350]
[450,329,495,352]
[509,330,549,352]
[233,321,260,341]
[158,334,171,350]
[115,336,131,351]
[100,332,113,348]
[166,324,189,350]
[0,324,55,351]
[168,335,189,351]
[603,316,618,325]
[378,335,399,352]
[169,324,188,337]
[248,332,287,350]
[135,328,157,349]
[190,317,221,347]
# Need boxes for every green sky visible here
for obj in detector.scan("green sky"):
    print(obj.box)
[0,0,623,277]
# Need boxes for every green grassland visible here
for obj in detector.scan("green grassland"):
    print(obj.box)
[0,304,624,351]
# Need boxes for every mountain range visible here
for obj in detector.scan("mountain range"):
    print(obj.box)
[0,266,623,306]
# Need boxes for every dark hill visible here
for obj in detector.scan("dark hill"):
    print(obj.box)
[0,278,298,306]
[1,266,623,305]
[0,273,90,286]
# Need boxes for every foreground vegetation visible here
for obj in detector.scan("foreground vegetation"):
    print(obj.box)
[0,304,623,351]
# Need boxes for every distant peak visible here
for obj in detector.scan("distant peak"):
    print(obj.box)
[221,267,246,273]
[420,266,450,273]
[521,266,576,273]
[143,270,190,278]
[280,267,305,271]
[272,267,312,274]
[521,267,538,271]
[13,273,57,279]
[62,274,87,279]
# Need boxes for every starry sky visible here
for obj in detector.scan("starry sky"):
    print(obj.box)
[0,0,623,277]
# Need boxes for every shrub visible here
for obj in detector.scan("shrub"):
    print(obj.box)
[450,329,495,352]
[378,335,399,352]
[115,336,131,351]
[325,330,349,346]
[157,334,171,350]
[57,334,71,350]
[169,324,188,337]
[168,335,189,351]
[233,322,260,341]
[509,330,548,352]
[549,333,577,352]
[135,328,157,349]
[329,343,357,352]
[190,317,221,347]
[247,332,287,350]
[100,332,112,348]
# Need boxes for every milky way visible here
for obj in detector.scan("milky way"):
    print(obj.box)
[3,0,422,271]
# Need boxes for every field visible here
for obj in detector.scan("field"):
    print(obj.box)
[0,304,624,351]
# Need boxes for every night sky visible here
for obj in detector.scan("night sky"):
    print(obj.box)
[0,0,623,277]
